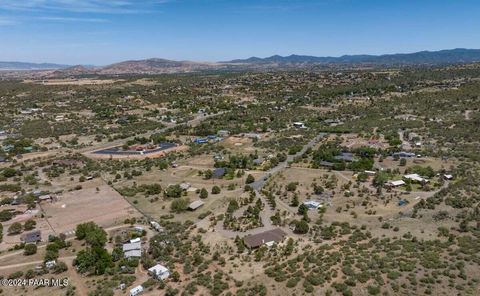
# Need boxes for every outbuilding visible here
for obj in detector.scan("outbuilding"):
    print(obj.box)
[188,200,205,211]
[21,230,41,243]
[212,168,226,179]
[130,285,144,296]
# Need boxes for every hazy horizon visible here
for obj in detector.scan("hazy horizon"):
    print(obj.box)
[0,0,479,65]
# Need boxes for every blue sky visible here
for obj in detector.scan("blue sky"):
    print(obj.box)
[0,0,479,65]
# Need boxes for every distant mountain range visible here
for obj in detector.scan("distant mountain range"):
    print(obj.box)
[225,48,480,65]
[2,48,480,75]
[0,61,70,70]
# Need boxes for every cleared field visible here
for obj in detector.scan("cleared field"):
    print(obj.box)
[41,179,140,235]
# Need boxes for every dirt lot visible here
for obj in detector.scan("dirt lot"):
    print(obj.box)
[41,179,140,235]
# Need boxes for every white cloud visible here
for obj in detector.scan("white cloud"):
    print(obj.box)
[37,16,108,22]
[0,0,170,13]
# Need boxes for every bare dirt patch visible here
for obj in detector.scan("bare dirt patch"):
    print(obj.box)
[41,179,140,235]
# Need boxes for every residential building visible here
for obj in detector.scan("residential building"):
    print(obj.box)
[243,228,287,249]
[123,241,142,259]
[404,173,429,183]
[148,264,170,280]
[303,200,321,209]
[386,180,406,188]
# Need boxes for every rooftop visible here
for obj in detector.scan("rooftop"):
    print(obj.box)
[243,228,287,249]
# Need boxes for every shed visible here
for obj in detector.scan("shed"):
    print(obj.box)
[212,168,226,179]
[188,200,205,211]
[180,183,191,190]
[22,230,41,243]
[130,285,144,296]
[387,180,406,187]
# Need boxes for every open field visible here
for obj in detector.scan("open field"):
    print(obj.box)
[41,179,140,234]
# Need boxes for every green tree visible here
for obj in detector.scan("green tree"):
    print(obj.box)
[298,204,308,215]
[290,194,299,207]
[246,174,255,184]
[200,188,209,199]
[8,222,22,235]
[24,244,37,255]
[211,186,221,194]
[171,198,190,213]
[294,220,309,234]
[24,219,36,231]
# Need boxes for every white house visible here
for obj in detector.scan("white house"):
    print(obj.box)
[404,173,429,183]
[148,264,170,280]
[387,180,406,187]
[130,285,144,296]
[303,200,321,209]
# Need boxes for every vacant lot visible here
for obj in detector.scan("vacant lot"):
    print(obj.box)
[42,179,140,235]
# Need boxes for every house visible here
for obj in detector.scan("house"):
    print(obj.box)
[21,230,41,243]
[334,152,356,162]
[188,200,204,211]
[398,199,408,206]
[148,264,170,280]
[243,228,287,249]
[123,241,142,259]
[0,156,6,163]
[404,173,428,183]
[217,130,229,137]
[393,152,416,158]
[293,122,307,129]
[303,200,321,209]
[55,115,65,122]
[130,285,144,296]
[364,170,376,176]
[212,168,226,179]
[193,138,209,144]
[386,180,406,188]
[243,133,261,140]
